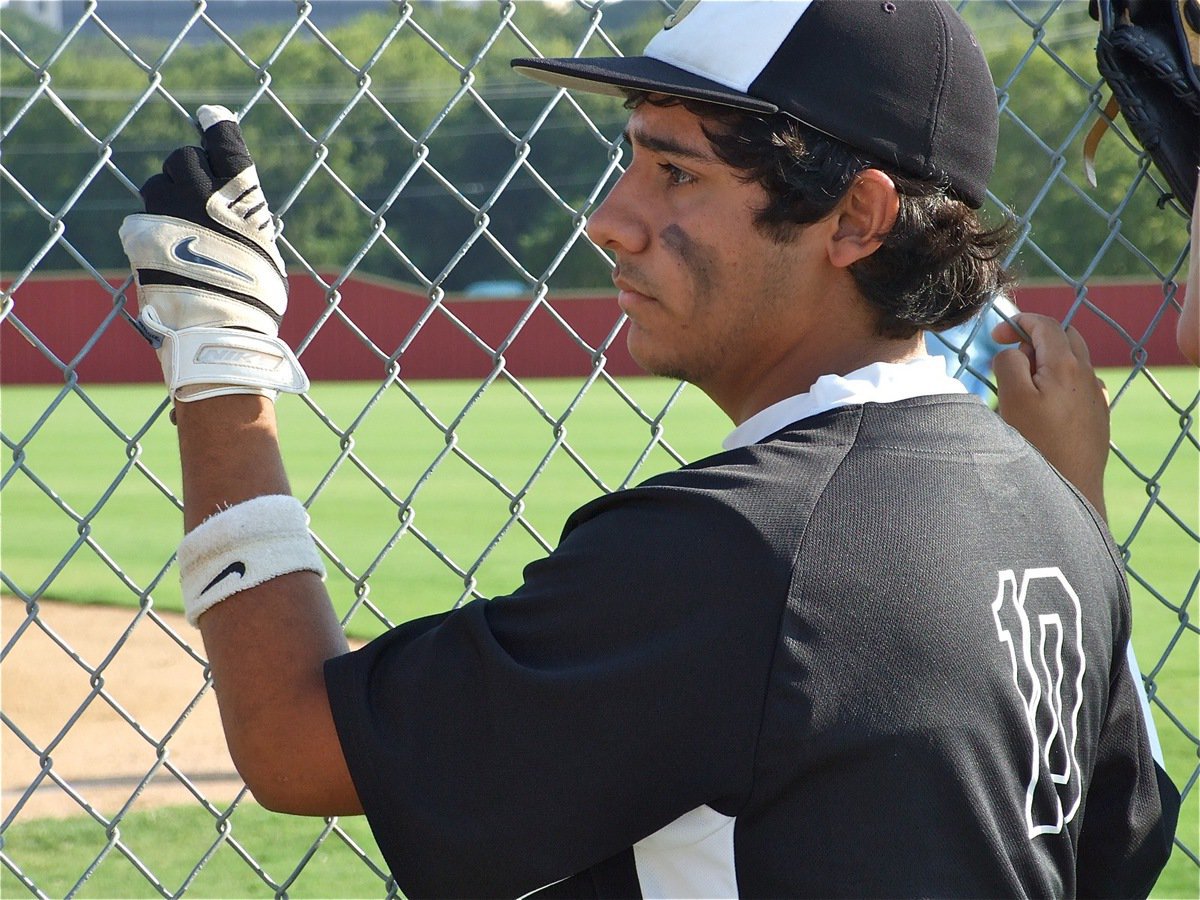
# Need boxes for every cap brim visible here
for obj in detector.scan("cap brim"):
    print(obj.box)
[511,55,779,115]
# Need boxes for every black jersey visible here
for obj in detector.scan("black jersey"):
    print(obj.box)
[325,395,1177,898]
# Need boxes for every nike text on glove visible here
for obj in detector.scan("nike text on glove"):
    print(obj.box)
[119,105,307,402]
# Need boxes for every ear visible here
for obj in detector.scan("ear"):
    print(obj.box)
[827,169,899,269]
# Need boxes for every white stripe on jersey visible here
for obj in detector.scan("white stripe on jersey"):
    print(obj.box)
[633,804,738,898]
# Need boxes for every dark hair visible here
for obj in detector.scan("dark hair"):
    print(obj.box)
[624,92,1016,339]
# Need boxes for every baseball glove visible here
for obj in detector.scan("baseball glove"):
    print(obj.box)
[1085,0,1200,210]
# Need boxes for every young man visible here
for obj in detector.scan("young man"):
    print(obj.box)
[119,1,1177,896]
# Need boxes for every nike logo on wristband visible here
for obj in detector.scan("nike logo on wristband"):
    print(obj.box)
[200,560,247,595]
[172,236,252,281]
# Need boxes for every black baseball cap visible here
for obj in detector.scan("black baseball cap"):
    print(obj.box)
[511,0,998,209]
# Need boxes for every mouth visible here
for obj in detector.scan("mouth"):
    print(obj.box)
[613,269,656,313]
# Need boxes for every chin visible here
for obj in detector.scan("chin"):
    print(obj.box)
[627,343,693,384]
[627,332,669,376]
[625,327,713,385]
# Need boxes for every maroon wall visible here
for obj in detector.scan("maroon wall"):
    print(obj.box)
[1012,281,1189,369]
[0,274,641,384]
[1,274,1189,385]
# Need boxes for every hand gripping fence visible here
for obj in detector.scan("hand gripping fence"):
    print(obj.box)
[1,1,1196,897]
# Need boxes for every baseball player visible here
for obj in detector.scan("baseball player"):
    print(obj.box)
[119,1,1178,897]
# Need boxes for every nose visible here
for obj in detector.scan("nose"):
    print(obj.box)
[586,167,649,255]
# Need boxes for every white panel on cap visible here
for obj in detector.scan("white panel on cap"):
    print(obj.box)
[644,0,812,93]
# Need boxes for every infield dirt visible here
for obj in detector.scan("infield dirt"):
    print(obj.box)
[2,597,345,821]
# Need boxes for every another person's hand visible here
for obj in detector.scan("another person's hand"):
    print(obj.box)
[1177,173,1199,365]
[992,313,1110,519]
[119,105,307,402]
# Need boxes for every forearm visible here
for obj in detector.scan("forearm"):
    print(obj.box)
[1181,280,1199,365]
[122,107,360,814]
[177,396,361,814]
[1178,188,1199,365]
[177,395,291,527]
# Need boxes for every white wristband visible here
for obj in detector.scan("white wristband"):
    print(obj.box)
[178,495,325,626]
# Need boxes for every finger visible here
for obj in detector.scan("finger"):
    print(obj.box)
[197,104,253,180]
[992,345,1036,397]
[143,148,216,220]
[197,104,236,132]
[1012,312,1080,371]
[1009,312,1067,347]
[989,298,1029,344]
[993,311,1057,348]
[160,145,212,187]
[138,171,173,209]
[990,319,1024,345]
[990,314,1038,362]
[1064,324,1093,366]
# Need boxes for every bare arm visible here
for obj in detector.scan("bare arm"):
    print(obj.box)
[177,395,362,815]
[120,107,362,815]
[992,312,1110,519]
[1177,179,1199,365]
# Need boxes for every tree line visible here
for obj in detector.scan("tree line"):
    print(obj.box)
[1,1,1186,292]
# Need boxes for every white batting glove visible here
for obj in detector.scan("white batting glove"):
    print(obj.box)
[118,105,307,402]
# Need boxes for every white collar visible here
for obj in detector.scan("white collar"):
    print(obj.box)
[722,356,967,451]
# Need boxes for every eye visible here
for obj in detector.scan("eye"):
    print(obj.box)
[658,162,696,186]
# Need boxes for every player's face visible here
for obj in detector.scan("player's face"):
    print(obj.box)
[586,100,821,411]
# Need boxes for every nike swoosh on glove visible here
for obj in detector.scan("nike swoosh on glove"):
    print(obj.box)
[119,104,307,402]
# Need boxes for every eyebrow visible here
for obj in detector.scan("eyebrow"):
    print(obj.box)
[621,126,719,164]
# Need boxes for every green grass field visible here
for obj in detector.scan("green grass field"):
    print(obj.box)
[1,376,729,633]
[2,371,1197,897]
[0,804,390,898]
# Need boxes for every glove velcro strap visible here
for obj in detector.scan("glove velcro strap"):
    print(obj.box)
[142,309,309,400]
[178,495,326,626]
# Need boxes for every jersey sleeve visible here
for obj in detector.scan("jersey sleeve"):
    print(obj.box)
[1075,642,1181,898]
[324,478,788,899]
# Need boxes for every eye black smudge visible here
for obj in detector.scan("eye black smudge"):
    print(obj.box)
[661,223,714,297]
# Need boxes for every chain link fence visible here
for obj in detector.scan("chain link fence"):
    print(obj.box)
[1,1,1196,896]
